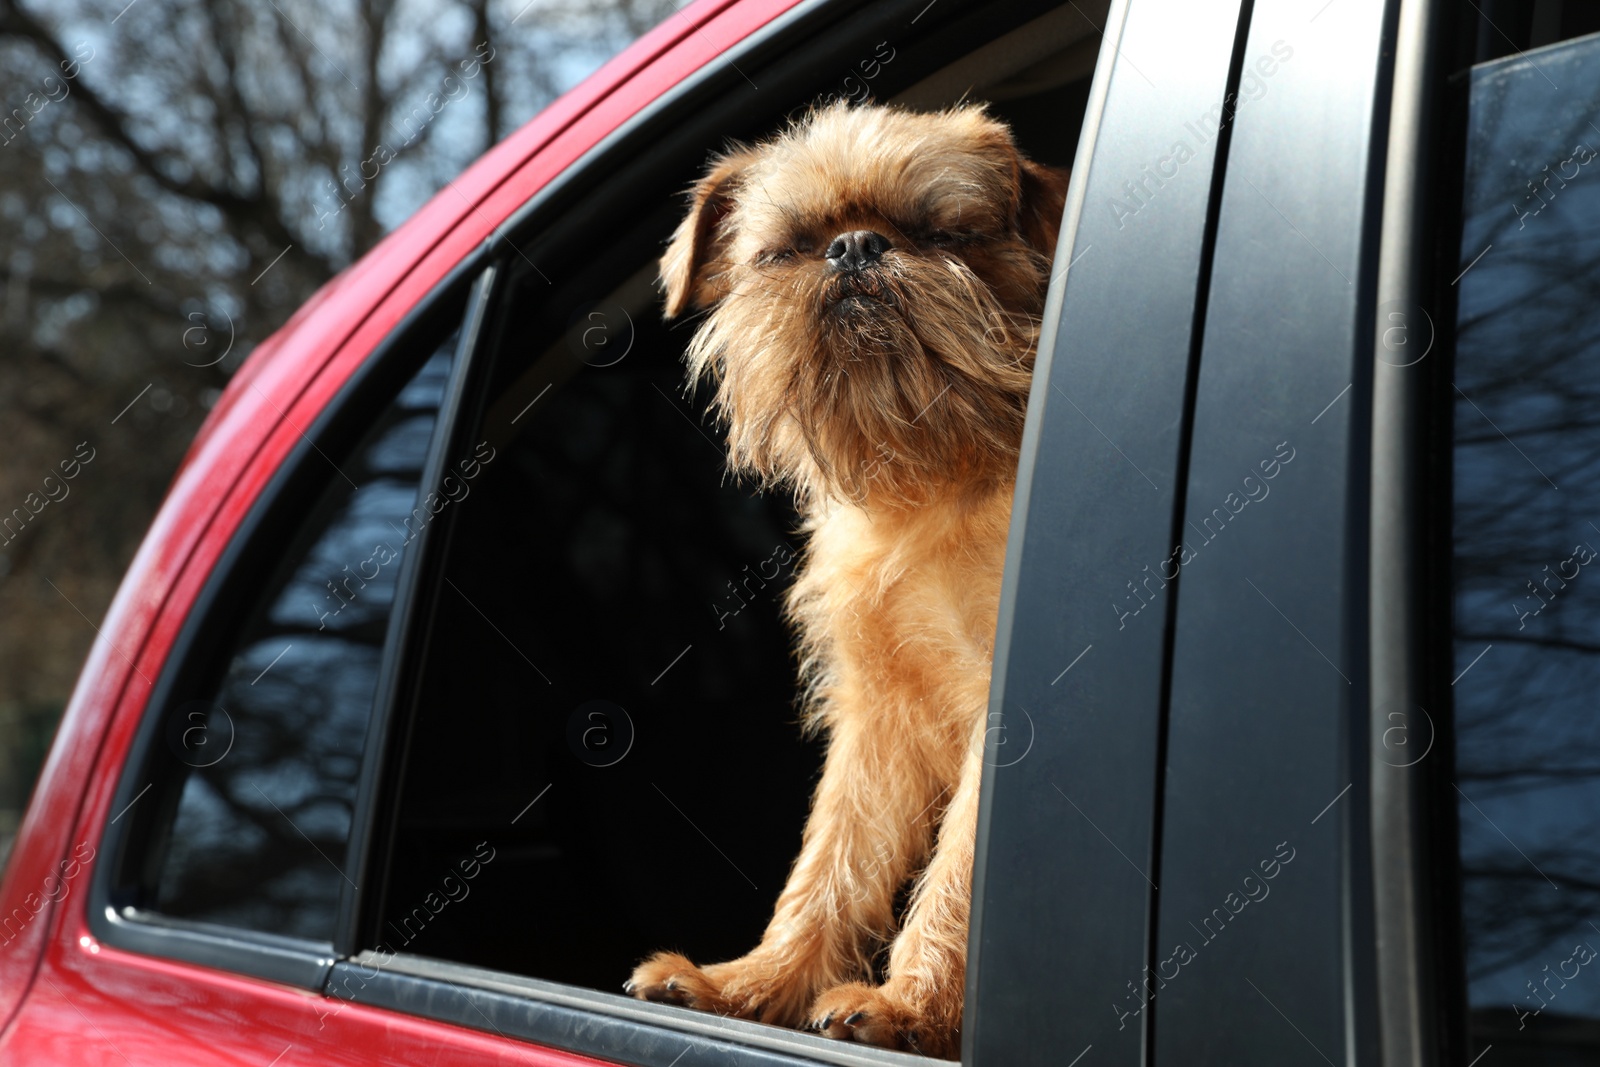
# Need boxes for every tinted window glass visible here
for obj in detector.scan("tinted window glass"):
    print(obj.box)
[149,336,457,940]
[1453,32,1600,1058]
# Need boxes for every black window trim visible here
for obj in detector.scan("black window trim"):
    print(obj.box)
[1369,0,1462,1063]
[330,953,935,1067]
[87,256,494,990]
[335,264,500,957]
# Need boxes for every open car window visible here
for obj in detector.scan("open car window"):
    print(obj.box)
[340,3,1114,1064]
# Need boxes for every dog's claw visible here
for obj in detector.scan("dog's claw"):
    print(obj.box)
[622,979,636,994]
[843,1012,865,1026]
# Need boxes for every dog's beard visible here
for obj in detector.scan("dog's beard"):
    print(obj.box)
[686,251,1044,508]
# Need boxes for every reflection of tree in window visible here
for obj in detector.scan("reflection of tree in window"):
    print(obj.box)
[1453,37,1600,1045]
[154,341,456,940]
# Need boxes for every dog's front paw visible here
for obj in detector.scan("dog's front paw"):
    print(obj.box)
[807,982,958,1058]
[626,952,735,1013]
[626,951,803,1025]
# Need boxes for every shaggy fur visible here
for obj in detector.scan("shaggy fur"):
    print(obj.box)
[626,102,1068,1059]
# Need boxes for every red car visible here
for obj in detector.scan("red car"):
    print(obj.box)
[6,0,1600,1064]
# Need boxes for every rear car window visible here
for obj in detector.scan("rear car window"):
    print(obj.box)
[1451,28,1600,1059]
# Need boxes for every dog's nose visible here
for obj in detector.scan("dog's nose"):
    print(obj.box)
[826,230,890,273]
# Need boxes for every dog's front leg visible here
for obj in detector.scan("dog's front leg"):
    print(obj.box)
[627,706,943,1029]
[808,717,984,1059]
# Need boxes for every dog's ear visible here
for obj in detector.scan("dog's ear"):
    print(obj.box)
[661,147,761,319]
[1017,159,1071,258]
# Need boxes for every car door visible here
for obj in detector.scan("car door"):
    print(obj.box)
[10,0,1405,1065]
[7,0,1129,1065]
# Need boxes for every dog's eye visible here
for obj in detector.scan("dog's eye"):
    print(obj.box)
[756,239,816,266]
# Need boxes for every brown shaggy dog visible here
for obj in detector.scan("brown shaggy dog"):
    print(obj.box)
[626,102,1068,1058]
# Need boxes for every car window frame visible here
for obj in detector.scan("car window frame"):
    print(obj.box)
[1369,0,1467,1063]
[334,265,500,956]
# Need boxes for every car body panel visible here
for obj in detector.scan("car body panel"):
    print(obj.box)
[25,938,614,1066]
[967,0,1245,1061]
[1150,0,1391,1062]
